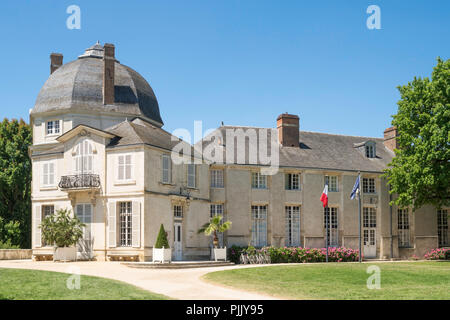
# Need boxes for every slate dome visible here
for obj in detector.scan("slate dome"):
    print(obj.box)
[31,42,163,126]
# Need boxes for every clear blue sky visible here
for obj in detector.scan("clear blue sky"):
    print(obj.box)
[0,1,448,138]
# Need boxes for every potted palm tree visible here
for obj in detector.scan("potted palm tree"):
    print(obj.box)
[198,215,231,261]
[40,208,85,262]
[153,224,171,263]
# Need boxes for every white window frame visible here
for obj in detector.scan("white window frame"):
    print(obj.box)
[210,204,224,218]
[285,205,301,247]
[119,202,132,247]
[324,175,338,192]
[365,142,376,158]
[117,154,133,181]
[174,205,183,219]
[73,139,94,175]
[42,161,56,187]
[46,120,61,136]
[251,172,267,189]
[161,154,172,184]
[210,169,224,188]
[285,173,300,191]
[251,205,267,247]
[398,208,410,248]
[362,178,376,194]
[324,207,339,247]
[187,163,196,188]
[437,209,449,247]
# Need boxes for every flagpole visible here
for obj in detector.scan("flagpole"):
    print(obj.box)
[326,205,329,263]
[358,172,362,263]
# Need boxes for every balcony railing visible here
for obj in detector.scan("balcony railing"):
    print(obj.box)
[59,174,100,190]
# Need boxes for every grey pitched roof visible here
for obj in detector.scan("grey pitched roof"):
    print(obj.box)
[31,43,163,126]
[30,144,64,157]
[106,119,201,158]
[200,126,394,173]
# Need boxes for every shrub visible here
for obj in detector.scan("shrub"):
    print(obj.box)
[424,248,449,260]
[154,224,170,249]
[40,208,85,247]
[0,217,21,247]
[0,240,20,249]
[230,246,360,264]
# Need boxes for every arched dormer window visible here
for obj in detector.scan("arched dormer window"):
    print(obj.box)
[74,139,93,174]
[365,141,376,158]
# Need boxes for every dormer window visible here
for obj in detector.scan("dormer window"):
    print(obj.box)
[365,141,376,158]
[46,120,60,135]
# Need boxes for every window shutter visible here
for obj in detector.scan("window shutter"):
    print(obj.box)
[132,201,141,248]
[108,202,117,248]
[126,155,132,180]
[34,205,42,248]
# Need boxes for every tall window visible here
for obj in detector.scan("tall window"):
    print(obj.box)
[46,120,60,135]
[42,205,54,246]
[174,205,183,219]
[210,169,224,188]
[210,204,224,218]
[161,154,171,183]
[42,162,55,186]
[251,205,267,247]
[324,175,338,192]
[285,206,300,247]
[74,139,93,174]
[118,155,132,181]
[251,172,267,189]
[363,207,377,228]
[437,209,449,247]
[362,178,376,194]
[119,202,132,247]
[324,207,338,246]
[187,164,196,188]
[398,209,410,247]
[285,173,300,190]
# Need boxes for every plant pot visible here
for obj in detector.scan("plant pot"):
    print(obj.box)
[213,247,227,261]
[53,247,77,262]
[152,247,172,263]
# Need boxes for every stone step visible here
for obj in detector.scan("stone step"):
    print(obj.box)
[122,261,235,269]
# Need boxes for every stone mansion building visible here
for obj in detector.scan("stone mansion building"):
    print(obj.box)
[30,42,449,261]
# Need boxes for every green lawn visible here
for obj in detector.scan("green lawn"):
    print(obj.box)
[0,268,169,300]
[203,261,450,300]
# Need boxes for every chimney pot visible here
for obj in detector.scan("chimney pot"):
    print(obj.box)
[103,43,115,105]
[50,53,63,74]
[277,113,299,147]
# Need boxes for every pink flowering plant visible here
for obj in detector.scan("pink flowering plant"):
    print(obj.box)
[423,248,450,260]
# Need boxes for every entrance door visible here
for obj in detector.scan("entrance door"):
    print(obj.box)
[363,207,377,258]
[174,222,182,261]
[75,203,93,260]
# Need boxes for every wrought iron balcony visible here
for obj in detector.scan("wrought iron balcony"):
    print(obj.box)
[59,174,100,190]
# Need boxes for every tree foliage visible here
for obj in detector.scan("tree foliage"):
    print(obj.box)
[154,224,170,249]
[0,118,32,247]
[197,215,232,246]
[384,58,450,210]
[40,208,85,247]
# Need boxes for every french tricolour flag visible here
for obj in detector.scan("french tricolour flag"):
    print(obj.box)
[320,184,328,208]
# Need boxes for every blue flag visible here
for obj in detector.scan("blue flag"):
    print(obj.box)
[350,175,360,200]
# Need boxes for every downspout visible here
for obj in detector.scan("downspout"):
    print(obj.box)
[389,187,393,259]
[104,138,108,261]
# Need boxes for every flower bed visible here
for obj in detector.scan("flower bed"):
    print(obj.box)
[424,248,450,260]
[229,245,360,264]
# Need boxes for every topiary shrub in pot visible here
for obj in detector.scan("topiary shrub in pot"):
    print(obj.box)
[40,208,85,262]
[153,224,171,263]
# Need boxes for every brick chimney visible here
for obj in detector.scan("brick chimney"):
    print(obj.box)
[277,113,299,147]
[103,43,115,105]
[50,53,63,74]
[384,126,398,151]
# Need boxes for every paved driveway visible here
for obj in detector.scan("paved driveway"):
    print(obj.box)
[0,260,278,300]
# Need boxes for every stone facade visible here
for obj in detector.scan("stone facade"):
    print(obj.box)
[29,43,449,262]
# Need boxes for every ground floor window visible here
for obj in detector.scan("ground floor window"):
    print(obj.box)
[437,209,449,247]
[324,207,338,246]
[285,206,300,247]
[398,208,410,247]
[210,204,224,246]
[119,202,132,247]
[251,205,267,247]
[42,205,54,246]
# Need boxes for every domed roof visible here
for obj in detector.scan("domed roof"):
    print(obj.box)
[32,42,163,126]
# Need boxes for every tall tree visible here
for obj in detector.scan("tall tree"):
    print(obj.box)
[385,58,450,210]
[0,118,32,247]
